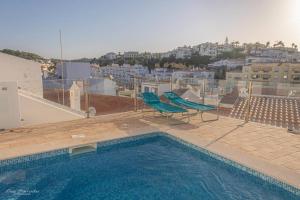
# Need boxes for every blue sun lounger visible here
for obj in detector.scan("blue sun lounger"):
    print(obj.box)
[164,92,218,121]
[141,92,189,122]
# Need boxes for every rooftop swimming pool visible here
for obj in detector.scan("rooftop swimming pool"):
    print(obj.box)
[0,132,299,200]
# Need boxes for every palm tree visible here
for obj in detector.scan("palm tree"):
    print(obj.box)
[274,41,285,47]
[291,43,298,49]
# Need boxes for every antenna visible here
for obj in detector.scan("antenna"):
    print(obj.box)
[59,29,65,105]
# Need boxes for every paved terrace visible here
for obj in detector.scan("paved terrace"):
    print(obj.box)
[0,111,300,189]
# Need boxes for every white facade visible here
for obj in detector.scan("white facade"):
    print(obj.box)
[226,72,245,83]
[88,78,117,96]
[99,64,148,86]
[56,62,91,80]
[208,59,244,69]
[173,46,192,59]
[193,42,219,57]
[249,47,299,63]
[124,51,139,59]
[0,53,87,128]
[141,82,171,96]
[0,52,43,97]
[160,52,173,58]
[146,68,173,81]
[295,52,300,62]
[218,44,234,53]
[191,38,236,57]
[104,52,117,60]
[172,71,215,80]
[245,56,279,64]
[0,82,20,129]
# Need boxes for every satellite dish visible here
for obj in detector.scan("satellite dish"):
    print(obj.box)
[88,107,96,116]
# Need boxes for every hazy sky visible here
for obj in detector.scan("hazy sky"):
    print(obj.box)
[0,0,299,59]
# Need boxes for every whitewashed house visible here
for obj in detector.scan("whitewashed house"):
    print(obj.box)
[56,62,91,80]
[0,53,85,129]
[193,42,219,57]
[88,78,117,96]
[0,52,43,96]
[104,52,117,60]
[248,47,299,63]
[124,51,139,59]
[99,64,148,87]
[160,51,173,58]
[173,46,192,59]
[208,59,244,69]
[141,82,171,96]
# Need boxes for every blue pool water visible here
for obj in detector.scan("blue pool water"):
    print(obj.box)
[0,133,299,200]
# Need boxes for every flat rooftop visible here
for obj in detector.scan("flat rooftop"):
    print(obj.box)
[0,111,299,189]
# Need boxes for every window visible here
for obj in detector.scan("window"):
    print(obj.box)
[262,74,271,80]
[292,75,300,81]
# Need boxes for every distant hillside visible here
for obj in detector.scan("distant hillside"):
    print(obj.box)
[71,58,92,63]
[0,49,46,62]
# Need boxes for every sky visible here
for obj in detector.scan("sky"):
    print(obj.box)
[0,0,299,59]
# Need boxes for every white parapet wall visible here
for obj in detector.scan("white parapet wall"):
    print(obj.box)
[19,90,85,127]
[0,52,43,97]
[0,82,21,129]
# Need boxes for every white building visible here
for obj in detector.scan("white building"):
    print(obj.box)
[150,53,161,59]
[191,38,237,57]
[104,52,117,60]
[160,51,173,58]
[0,82,21,129]
[56,62,91,80]
[146,68,173,81]
[245,56,279,64]
[173,46,192,59]
[294,52,300,62]
[226,72,245,83]
[98,64,149,87]
[193,42,219,57]
[172,70,215,80]
[140,52,161,59]
[249,47,299,63]
[208,59,245,69]
[0,53,84,129]
[88,78,117,96]
[0,52,43,96]
[141,82,171,96]
[124,51,139,59]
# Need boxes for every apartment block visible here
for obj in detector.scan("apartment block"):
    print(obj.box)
[244,63,300,83]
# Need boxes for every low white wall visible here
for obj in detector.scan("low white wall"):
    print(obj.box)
[0,82,20,129]
[19,92,84,126]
